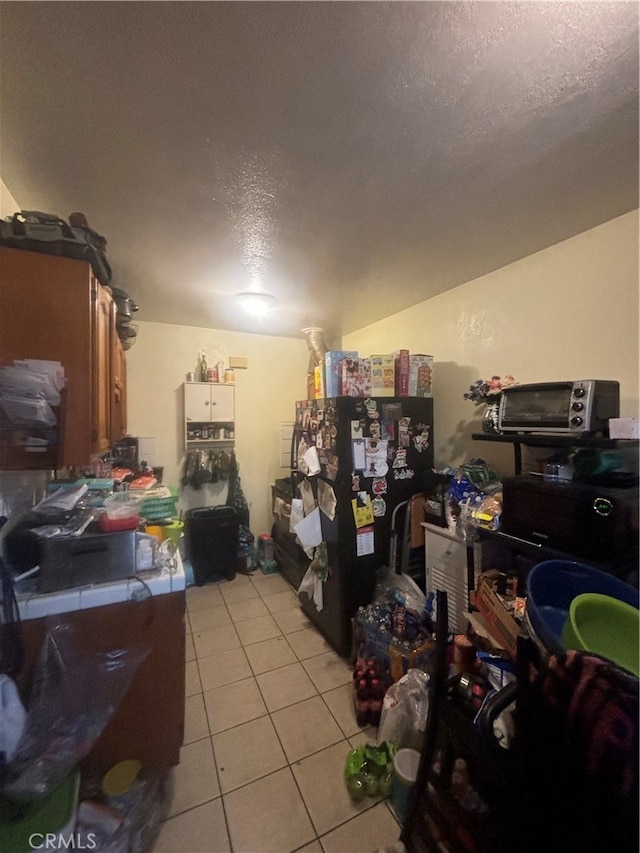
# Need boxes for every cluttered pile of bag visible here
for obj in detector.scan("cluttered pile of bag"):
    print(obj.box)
[345,569,436,817]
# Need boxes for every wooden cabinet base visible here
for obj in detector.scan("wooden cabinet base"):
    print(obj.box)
[13,591,186,778]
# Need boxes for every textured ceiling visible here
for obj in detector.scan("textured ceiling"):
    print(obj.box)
[1,1,638,341]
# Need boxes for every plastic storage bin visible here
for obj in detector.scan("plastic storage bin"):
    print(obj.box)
[185,505,239,585]
[525,559,639,655]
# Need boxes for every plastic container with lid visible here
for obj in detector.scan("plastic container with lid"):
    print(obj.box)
[103,491,145,520]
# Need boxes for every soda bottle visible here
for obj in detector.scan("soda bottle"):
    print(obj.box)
[354,678,370,727]
[368,677,383,725]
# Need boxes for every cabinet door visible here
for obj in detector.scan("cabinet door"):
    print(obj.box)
[184,383,234,423]
[0,248,94,468]
[210,384,234,421]
[110,335,127,442]
[184,383,214,422]
[92,280,113,454]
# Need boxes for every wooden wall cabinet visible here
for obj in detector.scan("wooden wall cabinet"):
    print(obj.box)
[0,247,126,469]
[184,381,235,448]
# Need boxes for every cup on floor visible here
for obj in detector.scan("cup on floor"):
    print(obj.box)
[391,748,421,824]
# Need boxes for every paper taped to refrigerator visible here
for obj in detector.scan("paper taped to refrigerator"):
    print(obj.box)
[356,525,375,556]
[317,479,337,521]
[293,507,323,549]
[290,498,304,528]
[303,445,321,475]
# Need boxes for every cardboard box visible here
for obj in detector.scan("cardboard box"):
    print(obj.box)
[608,418,640,439]
[314,364,325,398]
[394,349,410,397]
[341,357,371,397]
[408,354,434,397]
[370,354,395,396]
[324,350,357,397]
[472,575,520,660]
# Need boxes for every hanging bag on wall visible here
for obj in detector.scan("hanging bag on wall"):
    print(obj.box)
[0,210,112,285]
[227,454,254,561]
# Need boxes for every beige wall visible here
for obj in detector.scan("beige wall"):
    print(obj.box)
[126,322,308,535]
[343,210,639,478]
[4,168,636,530]
[0,179,18,217]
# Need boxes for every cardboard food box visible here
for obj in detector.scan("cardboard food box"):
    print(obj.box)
[394,349,410,397]
[472,574,521,660]
[341,357,371,397]
[324,350,358,397]
[370,354,395,396]
[314,364,325,398]
[408,354,434,397]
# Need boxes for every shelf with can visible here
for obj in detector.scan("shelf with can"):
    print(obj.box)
[186,423,235,443]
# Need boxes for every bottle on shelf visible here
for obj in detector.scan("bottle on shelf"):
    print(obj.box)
[199,350,208,382]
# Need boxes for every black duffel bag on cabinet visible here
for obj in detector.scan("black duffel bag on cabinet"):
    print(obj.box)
[0,209,112,285]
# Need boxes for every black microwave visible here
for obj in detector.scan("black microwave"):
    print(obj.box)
[498,380,619,434]
[501,474,638,566]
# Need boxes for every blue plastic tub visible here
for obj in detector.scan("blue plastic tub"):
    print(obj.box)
[525,560,639,655]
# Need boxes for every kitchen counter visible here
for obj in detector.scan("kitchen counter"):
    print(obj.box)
[14,551,186,620]
[11,554,187,776]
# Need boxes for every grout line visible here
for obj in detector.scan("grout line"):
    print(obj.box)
[182,576,398,850]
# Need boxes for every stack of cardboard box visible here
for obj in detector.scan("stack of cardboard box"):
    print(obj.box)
[313,349,434,399]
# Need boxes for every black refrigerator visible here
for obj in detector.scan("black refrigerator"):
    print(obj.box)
[273,396,434,657]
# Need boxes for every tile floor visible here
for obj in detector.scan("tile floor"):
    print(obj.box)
[152,570,403,853]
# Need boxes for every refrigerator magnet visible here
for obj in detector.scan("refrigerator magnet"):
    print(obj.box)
[413,427,431,452]
[372,477,388,495]
[350,419,363,438]
[394,467,415,480]
[372,496,387,517]
[351,473,361,491]
[365,399,380,418]
[392,447,408,468]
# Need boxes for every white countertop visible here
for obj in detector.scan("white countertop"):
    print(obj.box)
[15,551,186,621]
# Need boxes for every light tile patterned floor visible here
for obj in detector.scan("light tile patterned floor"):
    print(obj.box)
[152,571,402,853]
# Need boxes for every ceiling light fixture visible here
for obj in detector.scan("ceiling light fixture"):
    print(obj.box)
[236,290,276,318]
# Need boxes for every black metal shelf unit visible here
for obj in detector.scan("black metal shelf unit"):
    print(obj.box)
[471,433,636,475]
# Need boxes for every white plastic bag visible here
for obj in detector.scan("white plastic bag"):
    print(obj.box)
[0,674,26,763]
[376,668,430,751]
[298,565,323,611]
